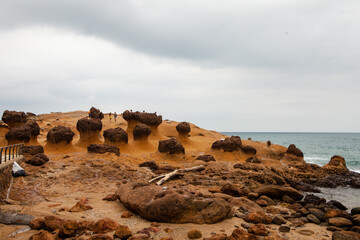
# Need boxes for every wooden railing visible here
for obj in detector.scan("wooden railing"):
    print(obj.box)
[0,144,24,164]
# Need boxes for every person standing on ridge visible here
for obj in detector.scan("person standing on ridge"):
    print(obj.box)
[114,112,117,122]
[109,112,112,121]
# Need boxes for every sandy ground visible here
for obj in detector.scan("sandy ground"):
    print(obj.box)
[0,111,332,239]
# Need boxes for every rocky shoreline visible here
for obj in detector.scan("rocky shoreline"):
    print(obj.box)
[1,108,360,240]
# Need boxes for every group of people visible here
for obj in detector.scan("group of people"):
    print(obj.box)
[108,112,117,122]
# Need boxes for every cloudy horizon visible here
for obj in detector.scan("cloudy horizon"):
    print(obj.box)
[1,0,359,132]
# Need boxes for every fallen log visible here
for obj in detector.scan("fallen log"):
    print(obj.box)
[149,165,205,185]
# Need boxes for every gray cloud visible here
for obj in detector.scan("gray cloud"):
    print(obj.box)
[0,0,359,132]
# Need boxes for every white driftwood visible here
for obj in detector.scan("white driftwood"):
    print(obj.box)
[149,165,205,185]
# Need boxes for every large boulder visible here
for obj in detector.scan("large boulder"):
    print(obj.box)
[24,120,40,137]
[176,122,191,136]
[255,185,303,201]
[47,126,75,144]
[2,110,28,128]
[76,117,102,133]
[89,107,104,120]
[87,144,120,156]
[158,138,185,154]
[115,182,232,224]
[282,144,305,164]
[211,136,242,152]
[103,127,128,144]
[322,155,349,174]
[285,144,303,157]
[133,124,151,140]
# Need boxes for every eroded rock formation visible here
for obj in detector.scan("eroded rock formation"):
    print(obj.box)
[87,144,120,156]
[1,110,28,129]
[133,124,151,140]
[103,127,128,144]
[122,110,162,132]
[76,117,102,143]
[47,126,75,144]
[211,136,242,152]
[89,107,104,120]
[158,138,185,154]
[115,182,232,224]
[176,122,191,136]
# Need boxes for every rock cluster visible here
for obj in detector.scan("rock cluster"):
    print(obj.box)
[47,126,75,144]
[122,110,162,127]
[158,138,185,154]
[25,153,49,166]
[5,120,40,144]
[116,182,232,224]
[22,145,44,156]
[87,144,120,156]
[212,136,257,155]
[103,127,128,144]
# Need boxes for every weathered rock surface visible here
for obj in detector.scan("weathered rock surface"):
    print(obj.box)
[103,127,128,143]
[76,117,102,133]
[196,155,216,162]
[158,138,185,154]
[176,122,191,135]
[122,110,162,127]
[255,185,303,201]
[25,153,49,166]
[211,136,242,152]
[47,126,75,144]
[323,155,349,174]
[87,144,120,156]
[115,182,232,224]
[29,230,56,240]
[89,107,104,120]
[133,124,151,140]
[2,110,28,128]
[5,124,31,143]
[92,217,119,234]
[22,145,44,156]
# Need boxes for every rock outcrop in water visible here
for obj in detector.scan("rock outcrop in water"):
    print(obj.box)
[322,155,349,174]
[103,127,128,144]
[115,182,232,224]
[1,110,28,129]
[47,126,75,144]
[158,138,185,154]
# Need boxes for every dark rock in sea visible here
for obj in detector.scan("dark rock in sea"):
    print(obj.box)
[286,144,304,157]
[103,127,128,143]
[255,185,303,201]
[133,124,151,140]
[89,107,104,120]
[139,161,158,170]
[211,136,242,152]
[158,138,185,154]
[196,155,216,162]
[76,117,102,133]
[25,153,49,166]
[176,122,191,135]
[47,126,75,144]
[116,182,232,224]
[351,207,360,215]
[2,110,28,128]
[87,144,120,156]
[241,145,257,155]
[328,200,348,211]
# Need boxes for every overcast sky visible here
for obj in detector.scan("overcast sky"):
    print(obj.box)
[0,0,359,132]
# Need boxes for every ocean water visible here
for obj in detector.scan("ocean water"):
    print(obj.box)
[222,132,360,172]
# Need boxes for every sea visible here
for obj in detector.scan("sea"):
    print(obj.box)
[222,132,360,208]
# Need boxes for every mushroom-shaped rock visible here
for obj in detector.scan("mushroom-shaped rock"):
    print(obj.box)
[25,153,49,166]
[2,110,28,128]
[77,117,102,133]
[241,145,257,155]
[122,110,139,122]
[103,127,128,144]
[89,107,104,120]
[5,124,31,143]
[22,145,44,156]
[133,124,151,140]
[115,182,232,224]
[87,144,120,156]
[138,112,162,126]
[322,155,349,174]
[47,126,75,144]
[211,136,242,152]
[24,120,40,137]
[282,144,305,164]
[158,138,185,154]
[176,122,191,136]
